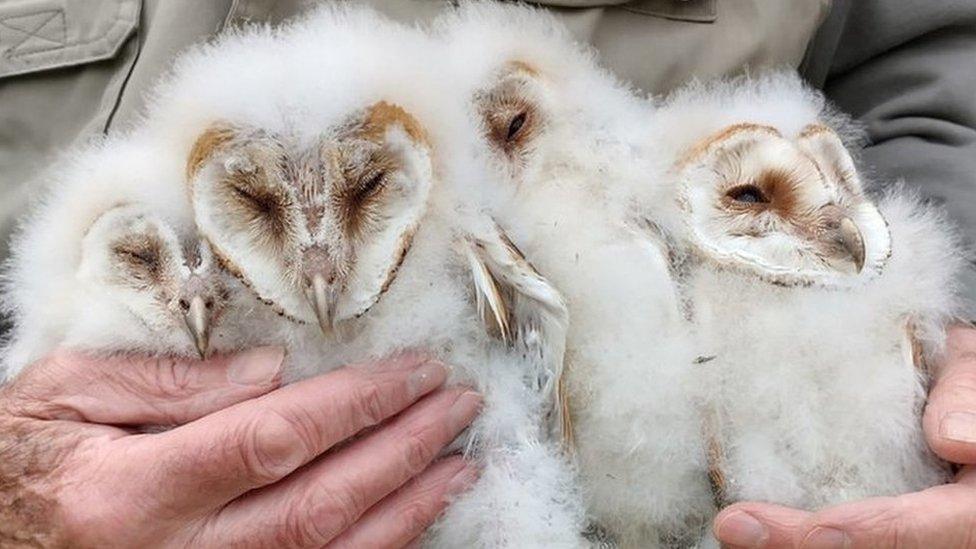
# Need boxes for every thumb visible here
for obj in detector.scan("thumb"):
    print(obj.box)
[924,324,976,464]
[4,346,284,426]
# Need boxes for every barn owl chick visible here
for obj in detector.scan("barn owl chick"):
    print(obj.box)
[144,6,586,547]
[652,73,965,536]
[435,3,715,546]
[77,204,230,359]
[1,134,248,381]
[186,102,431,337]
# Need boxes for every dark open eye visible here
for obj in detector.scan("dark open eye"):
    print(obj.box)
[726,184,769,205]
[506,112,527,141]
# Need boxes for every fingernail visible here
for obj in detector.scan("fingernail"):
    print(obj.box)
[228,346,285,385]
[448,390,483,433]
[940,411,976,443]
[801,526,851,549]
[445,462,480,496]
[408,361,448,399]
[715,511,768,547]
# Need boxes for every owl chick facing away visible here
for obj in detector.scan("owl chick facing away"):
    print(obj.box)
[0,133,259,381]
[144,5,586,547]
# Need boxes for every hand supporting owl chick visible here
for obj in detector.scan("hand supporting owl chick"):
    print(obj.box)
[0,347,485,548]
[713,326,976,549]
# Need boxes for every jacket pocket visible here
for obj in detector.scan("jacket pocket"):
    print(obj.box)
[0,0,140,78]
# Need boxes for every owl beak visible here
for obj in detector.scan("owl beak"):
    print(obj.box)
[183,295,211,359]
[837,216,866,274]
[307,272,336,336]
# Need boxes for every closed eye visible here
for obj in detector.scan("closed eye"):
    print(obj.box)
[115,246,157,266]
[356,169,387,201]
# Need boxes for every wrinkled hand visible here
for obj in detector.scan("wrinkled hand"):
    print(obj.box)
[714,324,976,548]
[0,348,480,548]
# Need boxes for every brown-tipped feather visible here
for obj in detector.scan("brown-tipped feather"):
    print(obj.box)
[702,408,728,509]
[798,123,834,139]
[186,125,237,181]
[558,370,575,453]
[360,101,429,147]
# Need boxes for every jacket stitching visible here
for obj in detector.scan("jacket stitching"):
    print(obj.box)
[0,10,66,58]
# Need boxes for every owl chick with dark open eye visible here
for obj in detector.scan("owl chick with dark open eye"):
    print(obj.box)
[653,72,967,539]
[436,4,715,547]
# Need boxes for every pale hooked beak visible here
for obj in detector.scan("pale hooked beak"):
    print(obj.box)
[306,272,336,336]
[183,295,211,359]
[837,216,866,274]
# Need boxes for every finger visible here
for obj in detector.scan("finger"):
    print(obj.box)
[131,352,449,516]
[198,387,481,548]
[326,456,479,549]
[716,468,976,549]
[3,347,284,425]
[924,324,976,463]
[713,503,809,548]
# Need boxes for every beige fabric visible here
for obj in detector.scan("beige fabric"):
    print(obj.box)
[0,0,831,261]
[0,0,139,77]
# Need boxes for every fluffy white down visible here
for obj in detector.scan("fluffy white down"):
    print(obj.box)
[2,3,970,548]
[144,5,587,547]
[434,3,715,546]
[647,75,968,546]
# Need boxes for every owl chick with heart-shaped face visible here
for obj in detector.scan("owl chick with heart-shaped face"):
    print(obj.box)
[1,133,254,381]
[435,3,716,546]
[649,73,965,527]
[144,6,586,546]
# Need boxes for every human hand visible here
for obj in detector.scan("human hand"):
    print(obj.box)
[0,348,480,548]
[713,324,976,548]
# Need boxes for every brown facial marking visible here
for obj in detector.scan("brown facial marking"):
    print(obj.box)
[359,101,429,147]
[723,168,802,219]
[112,232,168,287]
[676,123,781,171]
[479,80,541,161]
[223,162,293,252]
[334,145,400,239]
[187,125,237,180]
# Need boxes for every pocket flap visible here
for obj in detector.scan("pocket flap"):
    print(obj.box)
[0,0,140,78]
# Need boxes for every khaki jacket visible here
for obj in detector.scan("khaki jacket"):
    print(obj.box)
[1,0,974,295]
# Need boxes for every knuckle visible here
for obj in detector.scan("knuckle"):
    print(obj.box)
[397,499,437,536]
[286,482,365,545]
[146,356,196,398]
[278,502,336,549]
[353,380,388,427]
[401,430,437,475]
[238,409,312,484]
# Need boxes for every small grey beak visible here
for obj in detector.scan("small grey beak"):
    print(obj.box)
[838,216,866,274]
[307,272,334,336]
[184,295,211,359]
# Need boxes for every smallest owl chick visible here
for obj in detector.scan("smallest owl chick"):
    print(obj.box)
[1,134,248,380]
[74,204,233,359]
